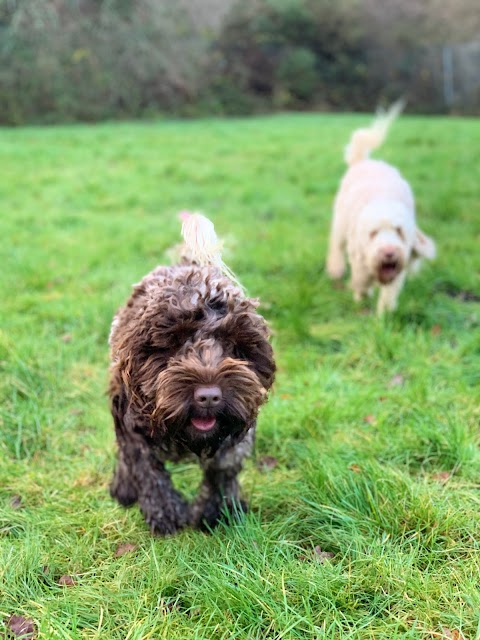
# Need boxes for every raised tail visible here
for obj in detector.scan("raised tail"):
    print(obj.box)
[344,99,405,166]
[178,211,244,290]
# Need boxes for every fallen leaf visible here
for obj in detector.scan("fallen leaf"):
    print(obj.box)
[313,546,335,562]
[114,543,137,557]
[5,615,36,639]
[73,473,99,488]
[46,277,64,290]
[299,547,335,563]
[10,495,23,510]
[257,456,279,471]
[388,374,404,388]
[58,575,76,586]
[349,464,361,473]
[363,414,376,425]
[432,471,451,483]
[441,628,466,640]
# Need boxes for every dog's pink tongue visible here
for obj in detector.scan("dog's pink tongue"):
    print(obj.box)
[191,417,217,432]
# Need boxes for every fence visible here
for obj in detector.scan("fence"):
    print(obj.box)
[439,41,480,111]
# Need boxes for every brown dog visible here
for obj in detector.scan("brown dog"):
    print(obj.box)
[108,214,275,534]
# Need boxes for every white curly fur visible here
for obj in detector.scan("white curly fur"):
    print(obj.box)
[179,211,245,293]
[326,104,436,315]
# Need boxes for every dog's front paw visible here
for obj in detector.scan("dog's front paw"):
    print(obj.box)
[146,515,184,536]
[194,497,248,531]
[326,255,345,280]
[143,500,190,536]
[110,468,138,507]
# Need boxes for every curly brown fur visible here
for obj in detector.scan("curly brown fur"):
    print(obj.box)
[108,264,275,535]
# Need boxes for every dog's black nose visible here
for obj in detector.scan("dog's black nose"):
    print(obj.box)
[194,385,222,408]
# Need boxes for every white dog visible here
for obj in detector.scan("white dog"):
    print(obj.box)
[326,103,436,314]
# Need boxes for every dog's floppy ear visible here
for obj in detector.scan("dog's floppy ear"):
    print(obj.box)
[217,311,276,391]
[238,326,276,392]
[413,228,436,260]
[111,383,129,436]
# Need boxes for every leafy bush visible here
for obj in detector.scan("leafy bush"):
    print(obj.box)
[0,0,478,123]
[208,0,370,113]
[0,0,209,124]
[276,47,317,102]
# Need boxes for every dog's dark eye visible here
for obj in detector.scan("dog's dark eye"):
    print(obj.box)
[395,226,404,240]
[369,230,378,239]
[233,345,250,362]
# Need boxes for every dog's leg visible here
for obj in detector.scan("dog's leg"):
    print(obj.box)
[110,390,140,507]
[377,271,407,314]
[112,440,190,535]
[326,211,347,279]
[135,453,190,536]
[350,261,372,302]
[346,244,373,302]
[351,279,371,302]
[190,429,254,530]
[110,391,189,535]
[110,449,138,507]
[191,464,246,530]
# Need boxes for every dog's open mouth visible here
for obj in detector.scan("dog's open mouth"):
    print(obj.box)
[191,417,217,432]
[378,261,400,284]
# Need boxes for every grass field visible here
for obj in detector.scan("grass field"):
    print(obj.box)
[1,113,480,639]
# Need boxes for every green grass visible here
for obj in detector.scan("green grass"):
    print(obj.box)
[1,113,480,639]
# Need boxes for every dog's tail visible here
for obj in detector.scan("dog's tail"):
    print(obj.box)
[178,211,244,290]
[344,99,405,166]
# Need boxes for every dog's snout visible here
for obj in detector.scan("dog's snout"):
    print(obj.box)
[381,246,398,261]
[194,385,222,408]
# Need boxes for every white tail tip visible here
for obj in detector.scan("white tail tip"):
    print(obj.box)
[179,211,244,291]
[344,98,406,165]
[180,211,222,266]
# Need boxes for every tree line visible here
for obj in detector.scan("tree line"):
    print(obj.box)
[0,0,478,125]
